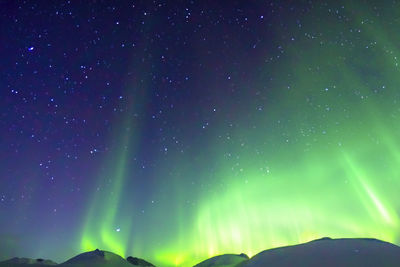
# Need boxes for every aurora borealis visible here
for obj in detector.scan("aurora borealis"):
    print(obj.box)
[1,1,400,266]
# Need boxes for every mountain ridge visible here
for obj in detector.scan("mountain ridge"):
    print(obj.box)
[1,237,399,267]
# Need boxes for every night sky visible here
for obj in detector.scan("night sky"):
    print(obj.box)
[1,1,400,266]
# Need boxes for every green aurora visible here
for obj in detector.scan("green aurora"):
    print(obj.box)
[75,4,400,266]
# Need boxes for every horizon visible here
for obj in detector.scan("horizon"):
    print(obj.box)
[2,236,400,266]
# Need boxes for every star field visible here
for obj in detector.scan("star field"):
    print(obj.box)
[1,1,400,266]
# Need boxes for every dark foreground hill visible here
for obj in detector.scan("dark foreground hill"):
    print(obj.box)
[0,249,153,267]
[1,238,400,267]
[195,237,400,267]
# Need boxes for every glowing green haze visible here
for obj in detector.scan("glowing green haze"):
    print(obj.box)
[79,3,400,266]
